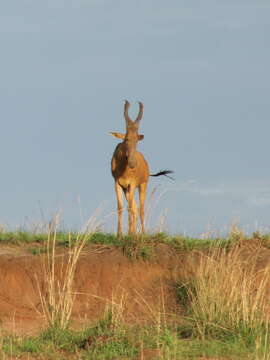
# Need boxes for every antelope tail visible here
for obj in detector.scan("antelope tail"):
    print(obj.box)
[150,170,174,180]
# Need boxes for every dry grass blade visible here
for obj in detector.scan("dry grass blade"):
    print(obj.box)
[37,214,99,330]
[186,245,270,341]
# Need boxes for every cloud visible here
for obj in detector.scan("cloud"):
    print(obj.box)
[250,197,270,207]
[170,180,226,197]
[248,188,270,207]
[169,179,270,207]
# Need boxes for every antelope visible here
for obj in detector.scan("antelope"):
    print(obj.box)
[110,100,173,236]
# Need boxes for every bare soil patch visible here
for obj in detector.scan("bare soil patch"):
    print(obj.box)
[0,244,181,335]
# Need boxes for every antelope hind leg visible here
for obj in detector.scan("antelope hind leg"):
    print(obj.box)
[139,182,147,234]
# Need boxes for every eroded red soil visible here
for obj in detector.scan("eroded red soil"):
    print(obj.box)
[0,244,182,335]
[0,240,269,336]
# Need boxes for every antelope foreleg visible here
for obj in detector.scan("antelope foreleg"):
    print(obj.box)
[115,182,123,236]
[125,186,136,234]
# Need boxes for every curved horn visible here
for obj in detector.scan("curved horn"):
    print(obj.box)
[135,101,144,124]
[124,100,132,125]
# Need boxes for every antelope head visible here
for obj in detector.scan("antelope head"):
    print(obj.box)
[110,100,144,169]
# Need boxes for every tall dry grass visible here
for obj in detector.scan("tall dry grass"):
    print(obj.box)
[184,244,270,347]
[37,215,98,330]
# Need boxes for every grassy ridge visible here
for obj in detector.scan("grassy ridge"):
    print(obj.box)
[1,229,270,260]
[0,229,251,249]
[0,230,236,260]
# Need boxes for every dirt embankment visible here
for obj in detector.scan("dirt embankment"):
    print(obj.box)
[0,244,184,335]
[0,240,270,336]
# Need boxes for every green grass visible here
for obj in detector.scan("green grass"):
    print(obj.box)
[0,229,269,264]
[0,230,221,261]
[1,322,262,360]
[0,229,251,254]
[2,290,269,359]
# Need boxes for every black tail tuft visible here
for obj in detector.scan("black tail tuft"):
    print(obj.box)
[150,170,174,180]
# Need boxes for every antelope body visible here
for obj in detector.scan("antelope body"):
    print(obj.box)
[110,100,173,236]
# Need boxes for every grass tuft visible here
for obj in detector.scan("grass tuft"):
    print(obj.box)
[37,216,99,331]
[177,246,270,353]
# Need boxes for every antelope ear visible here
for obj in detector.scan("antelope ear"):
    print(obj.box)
[138,134,144,141]
[109,132,125,139]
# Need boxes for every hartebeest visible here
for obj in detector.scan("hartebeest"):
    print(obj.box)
[110,100,173,236]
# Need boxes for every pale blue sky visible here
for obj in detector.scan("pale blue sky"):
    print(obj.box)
[0,0,270,235]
